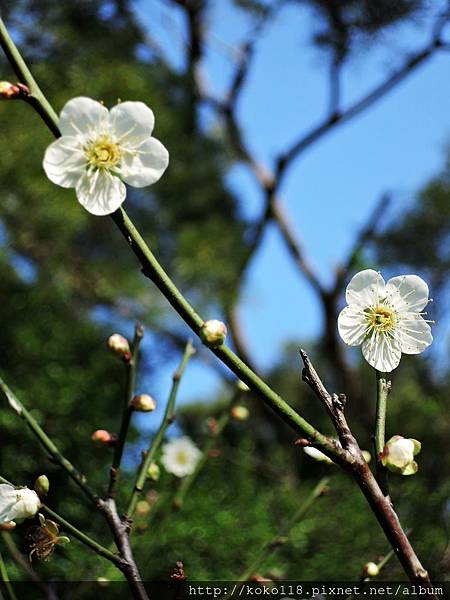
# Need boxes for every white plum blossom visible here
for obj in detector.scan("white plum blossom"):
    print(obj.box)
[161,436,202,478]
[381,435,421,476]
[43,97,169,216]
[0,484,41,524]
[338,269,433,373]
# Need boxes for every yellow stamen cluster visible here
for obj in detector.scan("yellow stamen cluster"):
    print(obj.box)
[368,305,396,332]
[85,136,121,170]
[176,451,189,466]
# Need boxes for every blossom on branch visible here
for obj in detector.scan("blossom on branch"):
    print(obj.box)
[161,436,202,477]
[0,484,41,524]
[43,97,169,215]
[381,435,421,476]
[338,269,433,372]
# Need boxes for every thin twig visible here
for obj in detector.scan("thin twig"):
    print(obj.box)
[108,324,145,498]
[126,339,195,518]
[0,377,99,505]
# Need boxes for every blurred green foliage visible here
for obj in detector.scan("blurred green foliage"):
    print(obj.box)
[0,0,448,589]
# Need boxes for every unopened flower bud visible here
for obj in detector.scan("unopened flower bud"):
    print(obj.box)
[0,521,16,531]
[147,462,160,481]
[237,380,250,393]
[230,405,249,421]
[199,320,227,348]
[131,394,156,412]
[381,435,421,476]
[34,475,50,497]
[363,562,380,577]
[91,429,117,447]
[107,334,131,361]
[0,81,28,99]
[135,500,151,516]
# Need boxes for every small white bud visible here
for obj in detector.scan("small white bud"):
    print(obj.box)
[107,334,131,360]
[364,562,380,577]
[230,405,250,421]
[199,320,227,348]
[381,435,421,476]
[34,475,50,497]
[131,394,156,412]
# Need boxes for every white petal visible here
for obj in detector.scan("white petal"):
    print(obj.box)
[110,101,155,146]
[361,332,401,372]
[118,137,169,187]
[385,274,429,312]
[396,315,433,355]
[0,485,17,523]
[43,136,85,188]
[345,269,385,308]
[59,97,109,137]
[303,446,334,464]
[338,305,367,347]
[75,170,126,216]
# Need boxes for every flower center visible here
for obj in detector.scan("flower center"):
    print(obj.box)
[368,305,396,332]
[85,136,121,170]
[176,451,189,465]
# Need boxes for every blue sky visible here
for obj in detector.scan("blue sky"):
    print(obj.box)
[132,0,450,408]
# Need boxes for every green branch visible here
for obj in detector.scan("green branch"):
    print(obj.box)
[0,378,99,504]
[375,371,390,497]
[126,340,195,518]
[108,324,144,498]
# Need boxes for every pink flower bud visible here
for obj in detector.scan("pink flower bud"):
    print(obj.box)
[0,521,16,531]
[131,394,156,412]
[91,429,117,447]
[199,320,227,348]
[0,81,29,99]
[107,334,131,361]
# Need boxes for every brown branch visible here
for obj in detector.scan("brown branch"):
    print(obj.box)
[299,350,437,597]
[274,33,447,192]
[98,498,149,600]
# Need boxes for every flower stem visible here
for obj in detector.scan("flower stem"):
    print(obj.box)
[375,370,390,497]
[239,477,329,581]
[126,340,195,518]
[0,377,99,505]
[0,551,17,600]
[108,324,144,498]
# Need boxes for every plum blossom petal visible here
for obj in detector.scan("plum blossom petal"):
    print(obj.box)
[0,485,41,524]
[396,315,433,355]
[59,97,109,137]
[337,304,367,346]
[43,137,85,188]
[76,170,126,216]
[109,101,155,146]
[345,269,385,307]
[361,331,402,373]
[118,137,169,187]
[385,274,430,312]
